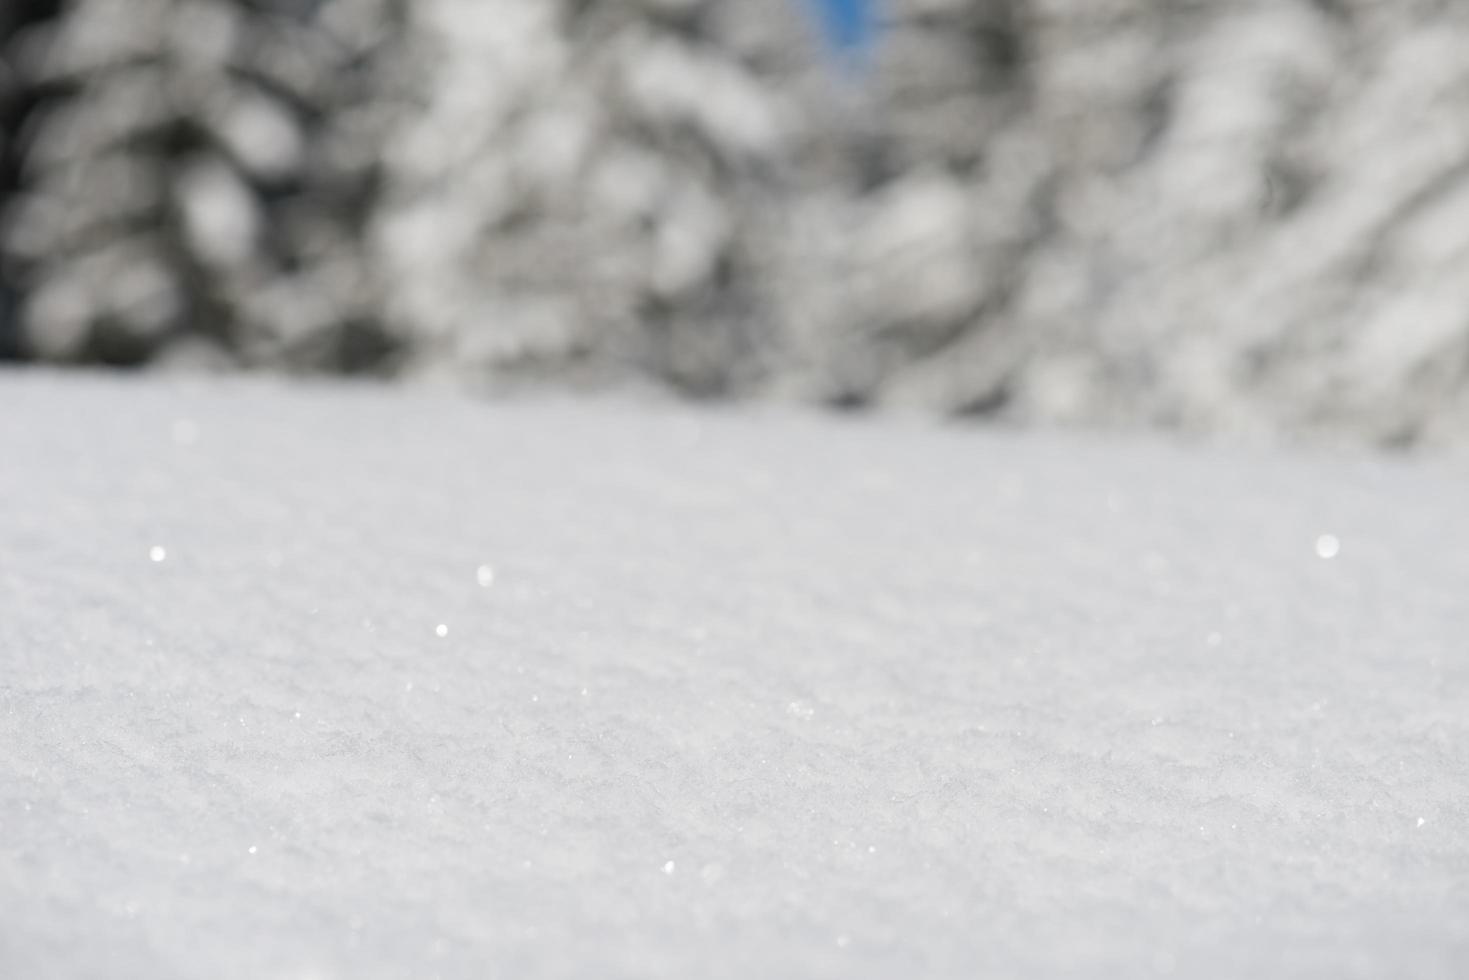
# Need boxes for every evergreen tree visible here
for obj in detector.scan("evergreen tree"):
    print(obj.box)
[1,0,407,370]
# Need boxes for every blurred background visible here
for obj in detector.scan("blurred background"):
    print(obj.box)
[4,0,1469,447]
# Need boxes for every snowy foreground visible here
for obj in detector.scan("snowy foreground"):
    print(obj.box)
[2,372,1466,979]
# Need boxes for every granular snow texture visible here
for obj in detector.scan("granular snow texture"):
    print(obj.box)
[1,371,1466,979]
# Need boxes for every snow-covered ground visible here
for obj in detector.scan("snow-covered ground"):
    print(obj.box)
[1,372,1466,978]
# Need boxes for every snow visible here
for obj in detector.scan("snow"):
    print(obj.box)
[1,371,1466,979]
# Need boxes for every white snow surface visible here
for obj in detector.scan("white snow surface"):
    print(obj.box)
[1,372,1466,978]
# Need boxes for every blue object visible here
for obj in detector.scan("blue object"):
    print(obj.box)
[806,0,878,67]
